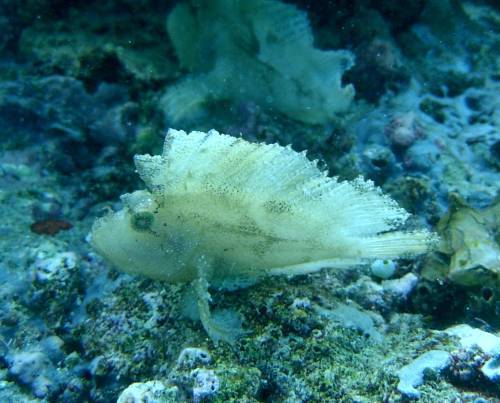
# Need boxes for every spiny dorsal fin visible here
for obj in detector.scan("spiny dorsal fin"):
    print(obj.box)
[135,129,435,257]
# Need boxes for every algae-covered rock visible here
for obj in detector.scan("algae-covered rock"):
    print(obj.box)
[422,195,499,289]
[0,75,136,145]
[18,4,176,86]
[446,324,500,385]
[397,350,452,399]
[117,381,180,403]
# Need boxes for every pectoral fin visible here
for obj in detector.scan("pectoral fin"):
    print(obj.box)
[193,256,244,344]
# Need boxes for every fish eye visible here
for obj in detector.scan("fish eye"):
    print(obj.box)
[131,212,154,232]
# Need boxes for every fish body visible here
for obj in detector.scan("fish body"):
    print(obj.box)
[91,129,436,341]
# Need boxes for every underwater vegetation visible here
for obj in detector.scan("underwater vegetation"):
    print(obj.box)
[0,0,498,401]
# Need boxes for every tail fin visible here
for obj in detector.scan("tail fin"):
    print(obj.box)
[359,231,439,259]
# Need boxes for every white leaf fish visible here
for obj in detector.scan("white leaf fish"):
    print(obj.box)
[91,129,436,342]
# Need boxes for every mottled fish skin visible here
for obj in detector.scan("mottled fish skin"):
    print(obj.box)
[91,129,436,286]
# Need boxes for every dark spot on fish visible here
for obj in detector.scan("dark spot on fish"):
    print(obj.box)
[131,212,154,232]
[262,200,292,214]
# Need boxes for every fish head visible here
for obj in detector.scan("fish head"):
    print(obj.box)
[91,190,197,283]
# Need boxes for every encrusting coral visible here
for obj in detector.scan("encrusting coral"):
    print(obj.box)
[162,0,355,125]
[91,129,436,343]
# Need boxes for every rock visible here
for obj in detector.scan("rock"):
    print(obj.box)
[385,112,423,148]
[117,381,179,403]
[445,324,500,356]
[177,348,212,368]
[0,76,135,146]
[445,324,500,383]
[6,351,56,398]
[481,356,500,382]
[382,273,419,298]
[397,350,452,398]
[32,251,77,283]
[191,369,219,403]
[315,303,384,343]
[361,144,397,181]
[421,197,500,290]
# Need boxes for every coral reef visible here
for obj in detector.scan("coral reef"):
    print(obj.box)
[16,1,176,86]
[0,0,498,401]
